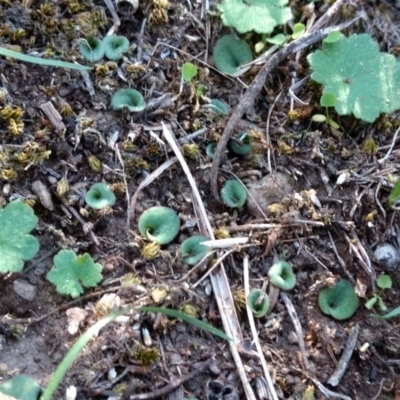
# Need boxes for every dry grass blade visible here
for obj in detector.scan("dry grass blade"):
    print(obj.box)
[161,123,257,399]
[244,256,278,400]
[128,157,178,221]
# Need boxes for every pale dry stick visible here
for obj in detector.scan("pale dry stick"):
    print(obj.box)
[243,256,279,400]
[308,376,352,400]
[280,293,311,371]
[328,231,354,282]
[174,251,217,283]
[327,324,360,386]
[128,157,178,221]
[352,229,376,286]
[137,18,147,64]
[113,144,131,233]
[378,125,400,164]
[265,92,282,174]
[40,101,66,133]
[375,180,387,217]
[303,248,328,271]
[345,234,376,291]
[224,223,279,232]
[161,123,258,399]
[103,0,121,35]
[191,247,237,289]
[210,12,361,199]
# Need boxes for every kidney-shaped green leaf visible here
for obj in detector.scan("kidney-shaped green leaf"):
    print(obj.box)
[318,280,359,320]
[0,374,40,400]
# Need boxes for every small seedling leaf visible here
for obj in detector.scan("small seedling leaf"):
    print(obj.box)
[0,200,39,274]
[266,33,287,46]
[320,92,337,107]
[218,0,292,34]
[372,304,400,320]
[46,250,103,298]
[247,289,269,318]
[323,31,342,43]
[377,274,392,289]
[292,23,305,39]
[377,296,388,311]
[308,34,400,122]
[182,62,198,83]
[312,114,326,123]
[365,296,377,310]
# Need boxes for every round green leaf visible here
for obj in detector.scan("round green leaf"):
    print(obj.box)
[266,33,287,45]
[209,99,230,115]
[85,182,116,209]
[111,88,146,112]
[221,179,247,208]
[182,62,198,83]
[292,23,305,39]
[268,260,296,290]
[377,274,392,289]
[320,92,337,107]
[181,235,210,265]
[79,37,105,62]
[213,35,253,75]
[229,132,251,155]
[206,143,217,159]
[138,206,180,245]
[247,289,269,318]
[318,280,359,320]
[103,35,130,60]
[323,31,343,44]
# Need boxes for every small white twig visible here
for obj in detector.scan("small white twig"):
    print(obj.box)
[244,256,279,400]
[378,125,400,164]
[280,292,311,370]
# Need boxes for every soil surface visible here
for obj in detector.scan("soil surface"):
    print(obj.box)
[1,1,400,399]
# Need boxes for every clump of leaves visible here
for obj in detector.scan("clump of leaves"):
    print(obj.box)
[85,182,116,209]
[221,179,247,208]
[268,260,296,290]
[247,289,269,318]
[318,280,359,320]
[308,33,400,123]
[218,0,292,34]
[365,275,392,311]
[213,35,253,75]
[0,200,39,274]
[181,235,211,265]
[46,249,103,298]
[138,206,180,245]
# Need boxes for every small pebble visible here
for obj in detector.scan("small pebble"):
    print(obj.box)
[287,331,298,344]
[13,279,37,301]
[374,243,400,272]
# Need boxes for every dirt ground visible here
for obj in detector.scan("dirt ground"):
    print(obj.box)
[1,0,400,399]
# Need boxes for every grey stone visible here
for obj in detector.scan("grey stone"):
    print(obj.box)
[13,279,37,301]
